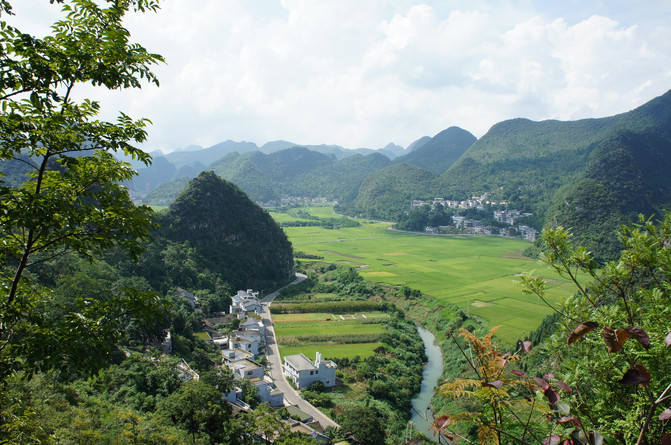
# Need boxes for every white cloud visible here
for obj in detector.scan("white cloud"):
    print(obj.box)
[6,0,671,151]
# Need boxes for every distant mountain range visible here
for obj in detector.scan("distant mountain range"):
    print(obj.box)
[132,89,671,260]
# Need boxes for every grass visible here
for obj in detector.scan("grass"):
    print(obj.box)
[193,331,210,341]
[272,308,389,359]
[274,205,577,344]
[271,312,388,323]
[280,343,381,360]
[275,322,385,338]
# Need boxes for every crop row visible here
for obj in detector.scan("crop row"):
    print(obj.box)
[270,300,384,314]
[277,332,384,346]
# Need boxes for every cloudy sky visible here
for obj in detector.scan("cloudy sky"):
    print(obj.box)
[10,0,671,152]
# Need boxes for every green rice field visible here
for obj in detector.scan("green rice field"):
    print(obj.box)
[279,343,381,360]
[272,307,388,359]
[271,206,577,344]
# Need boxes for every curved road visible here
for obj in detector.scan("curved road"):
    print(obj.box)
[261,274,340,429]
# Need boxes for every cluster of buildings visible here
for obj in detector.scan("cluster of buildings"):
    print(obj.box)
[184,289,335,441]
[410,193,539,242]
[410,193,507,211]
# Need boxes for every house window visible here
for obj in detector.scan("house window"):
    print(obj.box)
[316,370,318,374]
[310,371,314,375]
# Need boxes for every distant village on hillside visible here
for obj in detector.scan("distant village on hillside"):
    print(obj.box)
[410,193,539,242]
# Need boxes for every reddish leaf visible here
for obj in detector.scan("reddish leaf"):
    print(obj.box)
[663,433,671,445]
[660,408,671,421]
[556,416,574,424]
[666,332,671,348]
[568,321,599,345]
[544,373,555,380]
[618,364,651,386]
[483,380,503,388]
[615,328,629,346]
[625,326,650,349]
[544,387,561,405]
[534,377,550,390]
[522,340,532,352]
[602,327,621,353]
[554,380,573,393]
[433,416,451,429]
[510,369,527,378]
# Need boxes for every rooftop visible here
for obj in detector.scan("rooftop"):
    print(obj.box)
[285,353,317,371]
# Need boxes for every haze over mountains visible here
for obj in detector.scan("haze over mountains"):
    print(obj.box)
[133,88,671,260]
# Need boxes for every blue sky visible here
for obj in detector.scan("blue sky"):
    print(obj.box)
[9,0,671,152]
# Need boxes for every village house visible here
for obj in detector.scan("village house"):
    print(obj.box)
[250,377,284,407]
[230,289,263,317]
[176,288,200,310]
[222,348,255,365]
[283,352,337,389]
[222,349,284,406]
[240,316,266,336]
[518,225,539,242]
[229,357,265,380]
[229,332,261,355]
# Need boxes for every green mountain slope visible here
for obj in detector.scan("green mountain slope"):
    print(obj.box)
[440,90,671,217]
[293,152,392,202]
[549,128,671,260]
[339,163,438,221]
[160,171,293,288]
[394,126,476,174]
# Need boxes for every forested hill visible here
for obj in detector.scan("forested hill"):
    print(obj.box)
[438,88,671,259]
[159,171,294,289]
[392,126,476,174]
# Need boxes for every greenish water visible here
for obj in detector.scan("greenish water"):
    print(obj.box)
[410,326,444,441]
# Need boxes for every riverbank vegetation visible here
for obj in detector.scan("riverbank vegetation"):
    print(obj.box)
[279,262,431,443]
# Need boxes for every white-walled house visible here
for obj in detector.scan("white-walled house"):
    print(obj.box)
[229,333,260,356]
[230,289,263,316]
[251,376,284,407]
[240,317,265,336]
[283,352,336,389]
[229,358,265,380]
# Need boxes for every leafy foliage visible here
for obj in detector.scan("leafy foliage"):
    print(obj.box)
[518,217,671,444]
[0,0,170,380]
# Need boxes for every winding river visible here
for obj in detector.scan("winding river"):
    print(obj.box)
[410,326,444,441]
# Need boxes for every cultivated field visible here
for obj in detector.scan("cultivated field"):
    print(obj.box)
[271,206,576,343]
[271,306,389,360]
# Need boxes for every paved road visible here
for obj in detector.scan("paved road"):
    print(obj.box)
[261,274,340,429]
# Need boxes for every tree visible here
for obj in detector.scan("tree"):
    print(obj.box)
[158,380,231,444]
[434,214,671,444]
[0,0,169,379]
[339,405,386,445]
